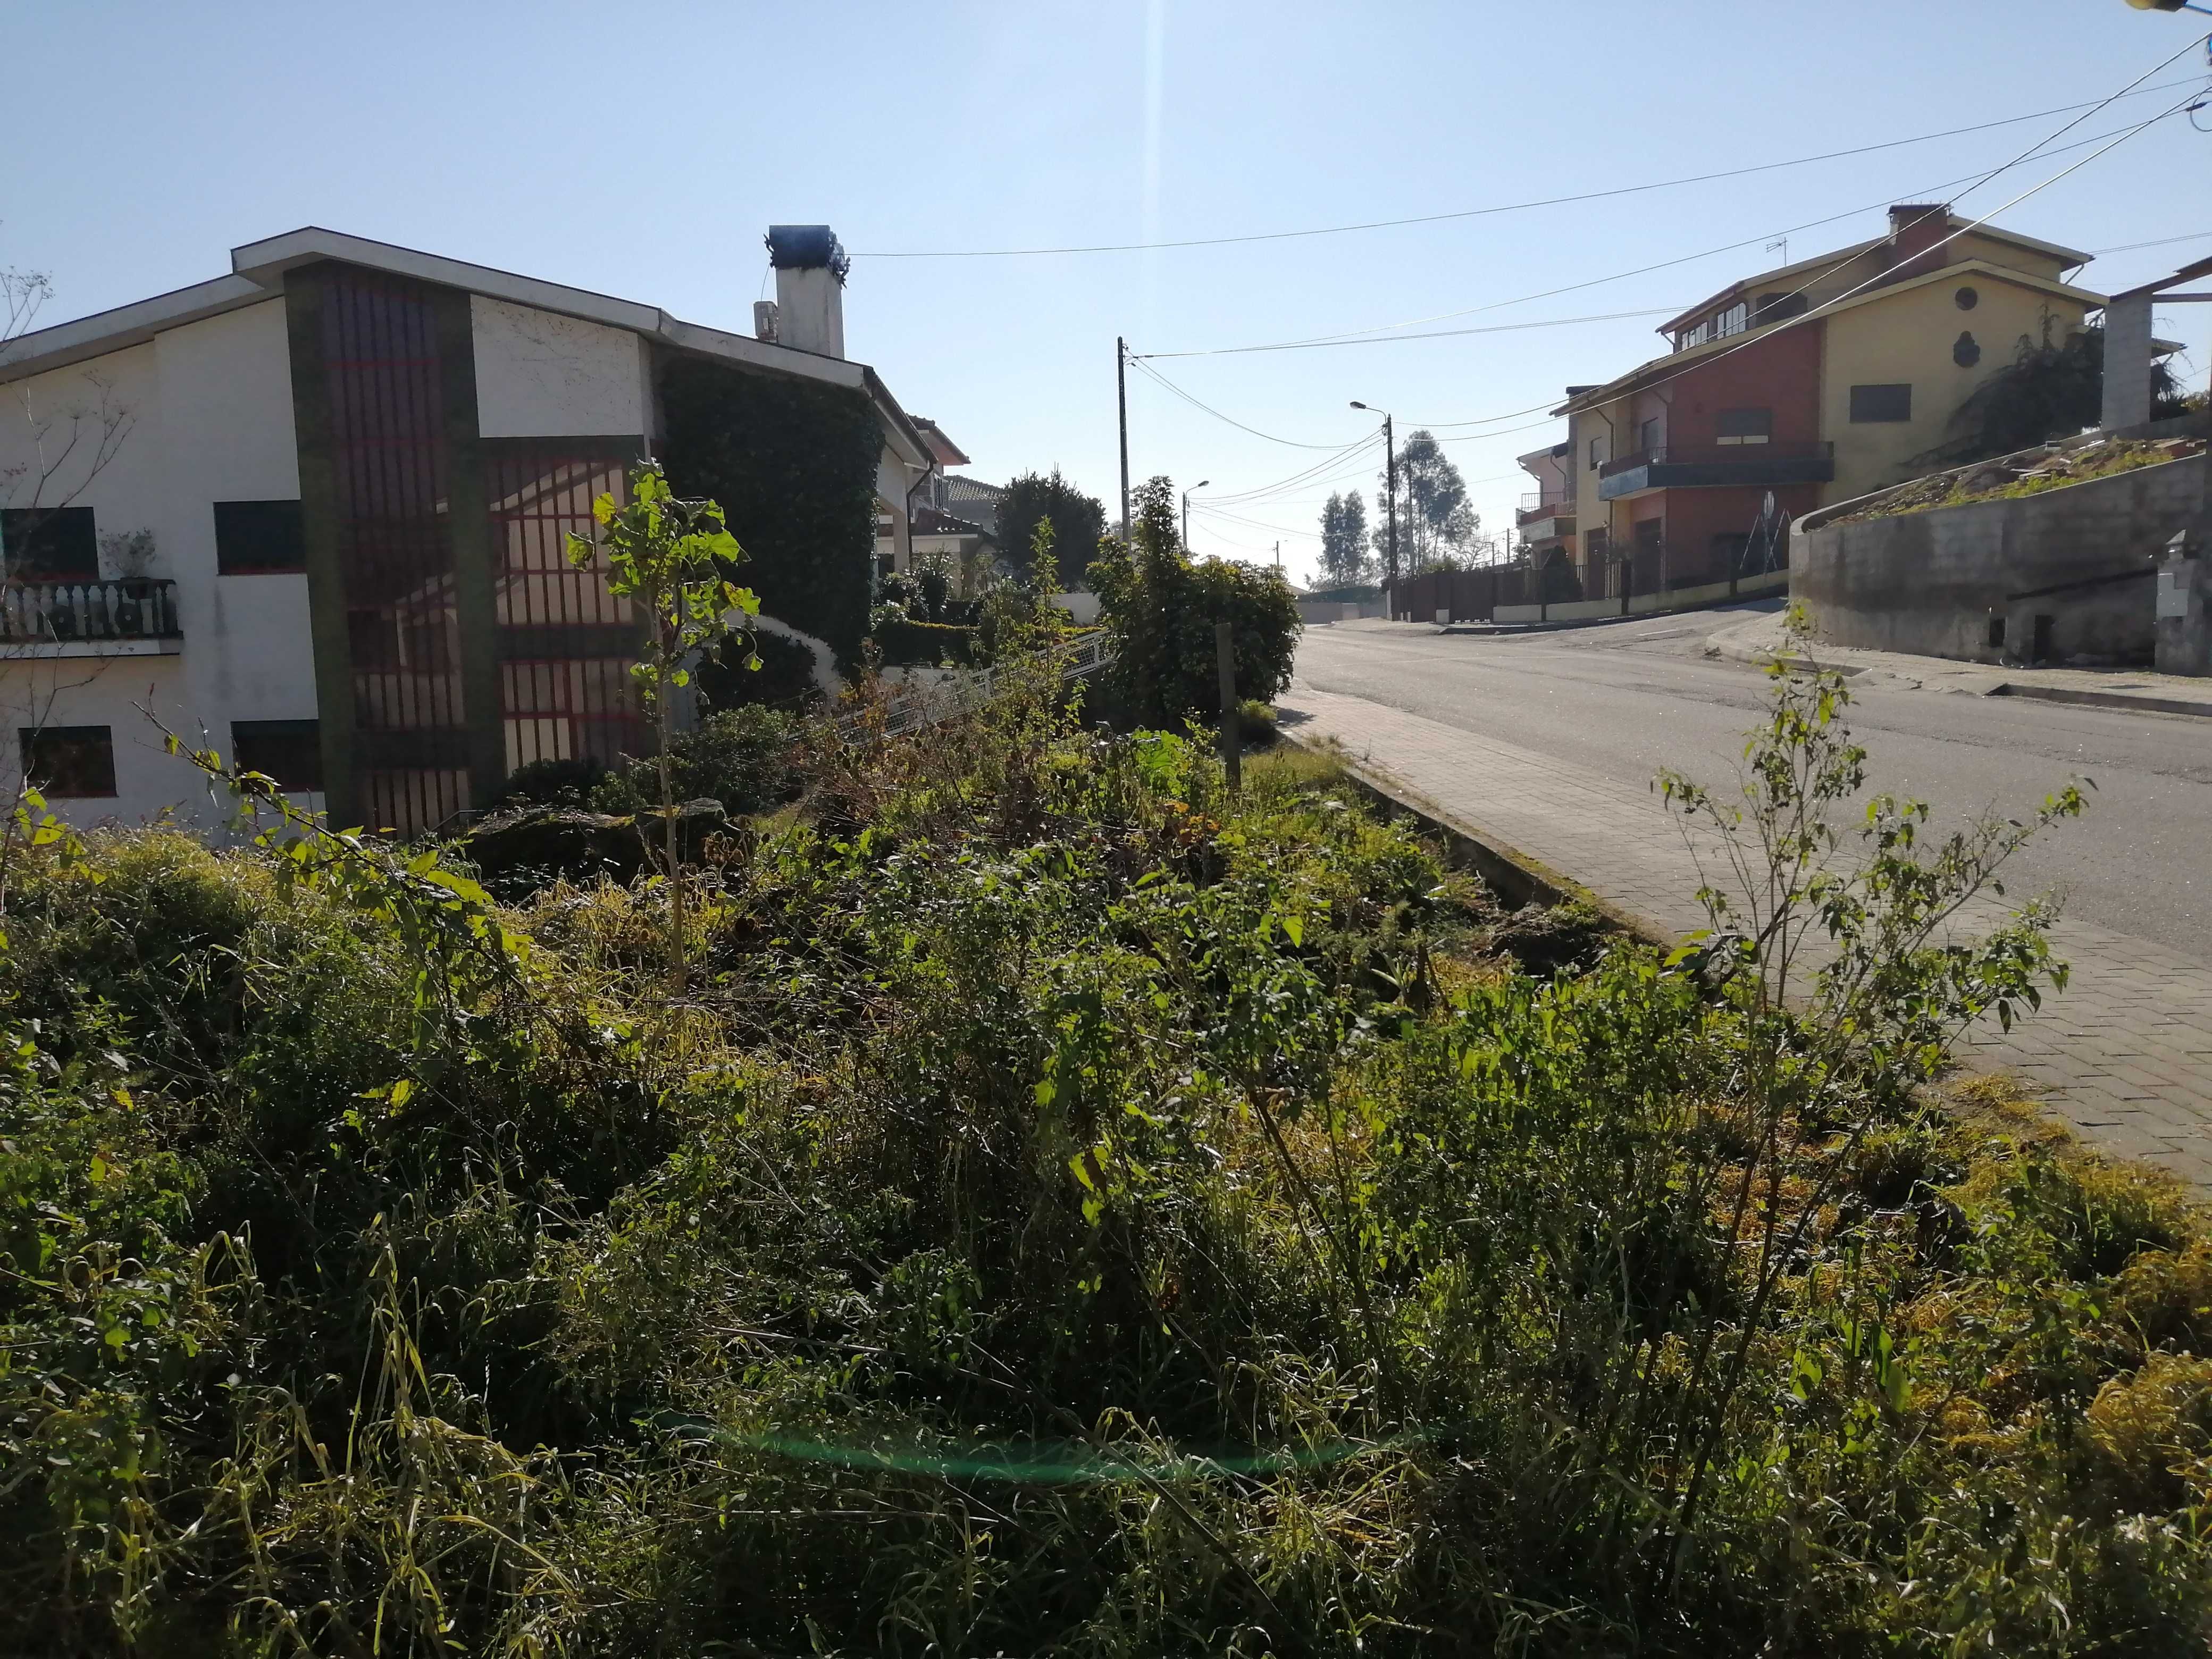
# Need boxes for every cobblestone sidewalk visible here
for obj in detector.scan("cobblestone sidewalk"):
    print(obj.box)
[1282,682,2212,1187]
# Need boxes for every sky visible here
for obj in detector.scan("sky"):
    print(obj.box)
[7,1,2209,586]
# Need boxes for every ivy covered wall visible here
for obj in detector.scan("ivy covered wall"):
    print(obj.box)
[656,352,884,663]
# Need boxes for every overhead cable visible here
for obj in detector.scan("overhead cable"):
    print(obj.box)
[851,78,2207,261]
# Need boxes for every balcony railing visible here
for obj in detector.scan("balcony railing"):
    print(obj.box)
[0,579,182,648]
[1598,440,1831,479]
[1597,440,1834,500]
[1516,489,1577,524]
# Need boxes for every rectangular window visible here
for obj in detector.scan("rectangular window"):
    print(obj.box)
[1588,437,1605,470]
[1849,383,1914,423]
[1,506,97,580]
[1680,320,1711,350]
[230,720,323,792]
[214,500,306,574]
[1715,408,1773,445]
[1754,292,1808,324]
[1638,417,1661,453]
[1715,302,1749,338]
[21,725,116,799]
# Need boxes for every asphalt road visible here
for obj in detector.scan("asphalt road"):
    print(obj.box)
[1293,606,2212,964]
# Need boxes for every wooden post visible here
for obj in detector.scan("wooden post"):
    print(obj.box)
[1214,620,1241,794]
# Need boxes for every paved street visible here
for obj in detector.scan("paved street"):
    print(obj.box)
[1285,607,2212,1185]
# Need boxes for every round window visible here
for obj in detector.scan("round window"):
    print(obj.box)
[1955,286,1980,311]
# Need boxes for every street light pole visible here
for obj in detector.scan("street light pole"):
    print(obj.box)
[1350,402,1398,606]
[1182,480,1210,551]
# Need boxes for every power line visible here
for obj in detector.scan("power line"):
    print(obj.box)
[1134,108,2190,366]
[2092,229,2212,257]
[1203,433,1382,507]
[1395,73,2206,445]
[1128,358,1351,448]
[1187,68,2202,516]
[853,78,2208,261]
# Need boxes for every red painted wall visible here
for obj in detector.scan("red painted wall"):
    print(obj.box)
[1658,322,1824,448]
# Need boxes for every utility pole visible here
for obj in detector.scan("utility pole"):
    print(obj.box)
[1116,337,1131,540]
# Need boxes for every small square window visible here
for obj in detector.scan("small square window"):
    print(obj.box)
[1716,408,1773,446]
[1588,437,1604,470]
[1849,383,1913,423]
[214,500,307,574]
[231,719,323,792]
[21,725,116,798]
[1,506,98,580]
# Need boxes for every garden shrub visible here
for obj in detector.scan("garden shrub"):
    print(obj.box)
[591,703,806,817]
[873,617,978,667]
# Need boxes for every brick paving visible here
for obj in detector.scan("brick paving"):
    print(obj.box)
[1282,682,2212,1187]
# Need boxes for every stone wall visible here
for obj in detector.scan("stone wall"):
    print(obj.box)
[1792,456,2206,666]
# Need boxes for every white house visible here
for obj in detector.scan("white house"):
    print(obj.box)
[0,224,942,834]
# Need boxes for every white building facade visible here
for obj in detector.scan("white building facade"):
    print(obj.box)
[0,227,937,833]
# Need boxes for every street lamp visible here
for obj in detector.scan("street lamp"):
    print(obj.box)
[1350,402,1399,598]
[2123,0,2212,12]
[1182,481,1210,550]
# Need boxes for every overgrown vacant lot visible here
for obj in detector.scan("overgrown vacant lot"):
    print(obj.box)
[6,663,2212,1656]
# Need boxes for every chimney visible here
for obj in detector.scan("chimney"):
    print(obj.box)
[1884,203,1952,284]
[765,224,848,358]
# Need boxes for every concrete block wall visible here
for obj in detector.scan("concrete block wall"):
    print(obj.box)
[1792,456,2206,667]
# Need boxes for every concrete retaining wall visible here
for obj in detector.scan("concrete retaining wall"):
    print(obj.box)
[1792,456,2205,666]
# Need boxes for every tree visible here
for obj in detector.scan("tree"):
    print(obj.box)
[1375,430,1479,573]
[1924,318,2188,468]
[1317,490,1370,586]
[1090,476,1301,729]
[566,461,757,995]
[998,468,1108,592]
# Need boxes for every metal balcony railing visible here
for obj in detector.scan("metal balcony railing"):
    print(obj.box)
[1516,489,1577,523]
[0,578,182,646]
[1598,440,1832,480]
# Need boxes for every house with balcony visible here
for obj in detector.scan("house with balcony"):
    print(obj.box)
[0,224,942,834]
[1535,204,2109,599]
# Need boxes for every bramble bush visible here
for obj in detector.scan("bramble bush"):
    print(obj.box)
[3,632,2210,1654]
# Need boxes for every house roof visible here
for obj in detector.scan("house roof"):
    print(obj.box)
[0,225,935,471]
[1555,257,2109,416]
[1657,213,2097,339]
[908,416,971,467]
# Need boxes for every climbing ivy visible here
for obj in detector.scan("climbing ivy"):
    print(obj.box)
[657,353,883,664]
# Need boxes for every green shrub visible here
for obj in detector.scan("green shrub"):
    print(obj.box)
[874,617,978,668]
[697,627,825,713]
[1090,476,1301,728]
[1236,697,1278,745]
[591,703,807,816]
[498,755,613,807]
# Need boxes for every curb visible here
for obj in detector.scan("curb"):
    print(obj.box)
[1989,682,2212,721]
[1284,733,1665,945]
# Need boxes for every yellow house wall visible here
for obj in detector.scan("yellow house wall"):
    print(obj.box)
[1819,274,2092,503]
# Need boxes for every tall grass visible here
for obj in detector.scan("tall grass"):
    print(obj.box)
[3,659,2209,1654]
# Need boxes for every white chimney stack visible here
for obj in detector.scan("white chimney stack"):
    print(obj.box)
[765,225,847,359]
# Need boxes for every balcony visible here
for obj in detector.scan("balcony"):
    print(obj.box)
[0,579,183,656]
[1597,440,1833,501]
[1516,490,1577,525]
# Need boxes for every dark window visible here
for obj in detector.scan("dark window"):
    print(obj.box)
[1633,518,1664,556]
[1588,437,1604,470]
[1849,383,1914,423]
[1753,291,1808,324]
[1987,615,2006,649]
[214,500,306,574]
[21,725,116,798]
[231,719,323,792]
[1638,417,1661,452]
[1,506,97,579]
[1715,408,1773,445]
[1954,285,1980,311]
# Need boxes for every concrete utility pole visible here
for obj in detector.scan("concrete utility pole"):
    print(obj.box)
[1350,401,1397,606]
[1116,337,1132,540]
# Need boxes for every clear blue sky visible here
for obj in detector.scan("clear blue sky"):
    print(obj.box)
[9,1,2209,583]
